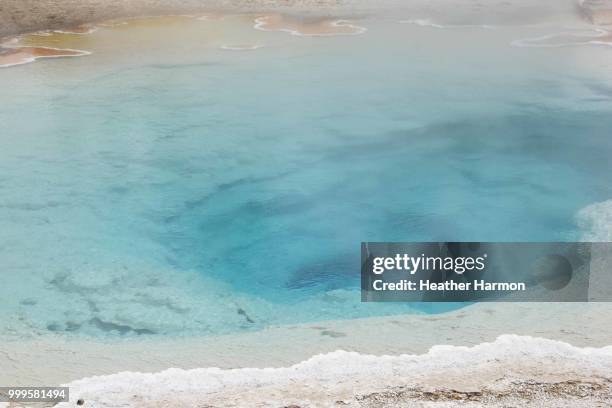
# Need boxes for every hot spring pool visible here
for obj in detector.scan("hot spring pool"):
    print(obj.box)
[1,13,611,337]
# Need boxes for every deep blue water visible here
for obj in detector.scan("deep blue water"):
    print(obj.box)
[1,16,611,336]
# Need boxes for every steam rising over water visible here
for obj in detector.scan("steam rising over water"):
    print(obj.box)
[1,11,612,338]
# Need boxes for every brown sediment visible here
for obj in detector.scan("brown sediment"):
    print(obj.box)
[585,9,612,26]
[595,9,612,25]
[0,46,89,68]
[254,14,366,36]
[580,0,612,25]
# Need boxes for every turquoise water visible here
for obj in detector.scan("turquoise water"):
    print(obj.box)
[1,15,612,336]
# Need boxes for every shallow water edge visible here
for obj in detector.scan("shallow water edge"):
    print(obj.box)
[2,302,611,388]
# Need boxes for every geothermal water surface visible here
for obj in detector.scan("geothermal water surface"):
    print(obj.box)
[1,14,612,337]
